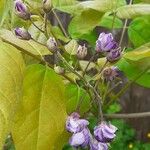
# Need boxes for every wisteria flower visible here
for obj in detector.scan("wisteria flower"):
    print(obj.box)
[94,121,118,143]
[66,112,89,133]
[69,128,91,148]
[96,32,118,52]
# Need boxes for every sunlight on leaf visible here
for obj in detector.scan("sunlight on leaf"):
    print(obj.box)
[0,41,24,148]
[12,64,68,150]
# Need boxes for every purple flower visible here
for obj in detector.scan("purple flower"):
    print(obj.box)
[106,48,121,62]
[14,27,31,40]
[77,44,87,59]
[103,66,120,81]
[69,128,91,148]
[66,112,89,133]
[96,32,118,52]
[90,139,108,150]
[14,0,30,20]
[94,121,118,143]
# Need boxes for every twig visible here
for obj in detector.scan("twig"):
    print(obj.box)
[83,52,98,77]
[94,60,108,89]
[104,112,150,119]
[44,13,48,38]
[52,9,69,38]
[119,0,133,47]
[30,19,44,33]
[105,66,149,107]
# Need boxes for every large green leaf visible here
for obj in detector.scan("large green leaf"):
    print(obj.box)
[79,0,126,12]
[116,4,150,19]
[117,58,150,88]
[12,64,68,150]
[55,0,126,16]
[0,29,50,56]
[128,16,150,47]
[65,84,91,115]
[68,9,104,39]
[124,42,150,64]
[100,15,123,29]
[0,41,24,148]
[117,43,150,88]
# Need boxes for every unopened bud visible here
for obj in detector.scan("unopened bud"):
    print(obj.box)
[14,0,30,20]
[54,66,65,75]
[106,48,121,62]
[42,0,52,13]
[14,27,31,40]
[46,37,57,53]
[77,45,87,59]
[103,66,119,81]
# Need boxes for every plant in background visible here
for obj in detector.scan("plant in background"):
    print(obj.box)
[0,0,149,150]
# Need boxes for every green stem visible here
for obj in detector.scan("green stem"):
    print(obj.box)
[30,19,44,33]
[94,60,108,89]
[105,67,149,108]
[83,52,98,77]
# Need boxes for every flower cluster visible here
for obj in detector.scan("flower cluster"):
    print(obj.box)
[96,32,121,62]
[66,112,118,150]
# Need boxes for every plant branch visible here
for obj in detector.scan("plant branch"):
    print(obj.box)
[83,52,98,77]
[52,9,69,38]
[104,112,150,119]
[119,0,133,47]
[30,19,44,33]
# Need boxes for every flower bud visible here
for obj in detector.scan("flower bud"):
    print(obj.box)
[54,66,65,75]
[90,139,108,150]
[14,0,30,20]
[106,48,121,62]
[69,128,90,148]
[96,32,118,53]
[77,45,87,59]
[66,112,89,133]
[46,37,57,53]
[103,66,120,81]
[14,27,31,40]
[94,121,117,143]
[42,0,52,13]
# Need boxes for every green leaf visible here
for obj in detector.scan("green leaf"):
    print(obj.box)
[117,43,150,88]
[79,0,126,13]
[117,58,150,88]
[100,15,123,29]
[65,84,91,115]
[65,39,78,55]
[0,29,50,56]
[123,42,150,66]
[12,64,68,150]
[116,4,150,19]
[68,9,104,39]
[51,26,70,43]
[128,16,150,47]
[0,41,24,148]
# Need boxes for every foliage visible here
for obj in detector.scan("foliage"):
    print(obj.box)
[0,0,150,149]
